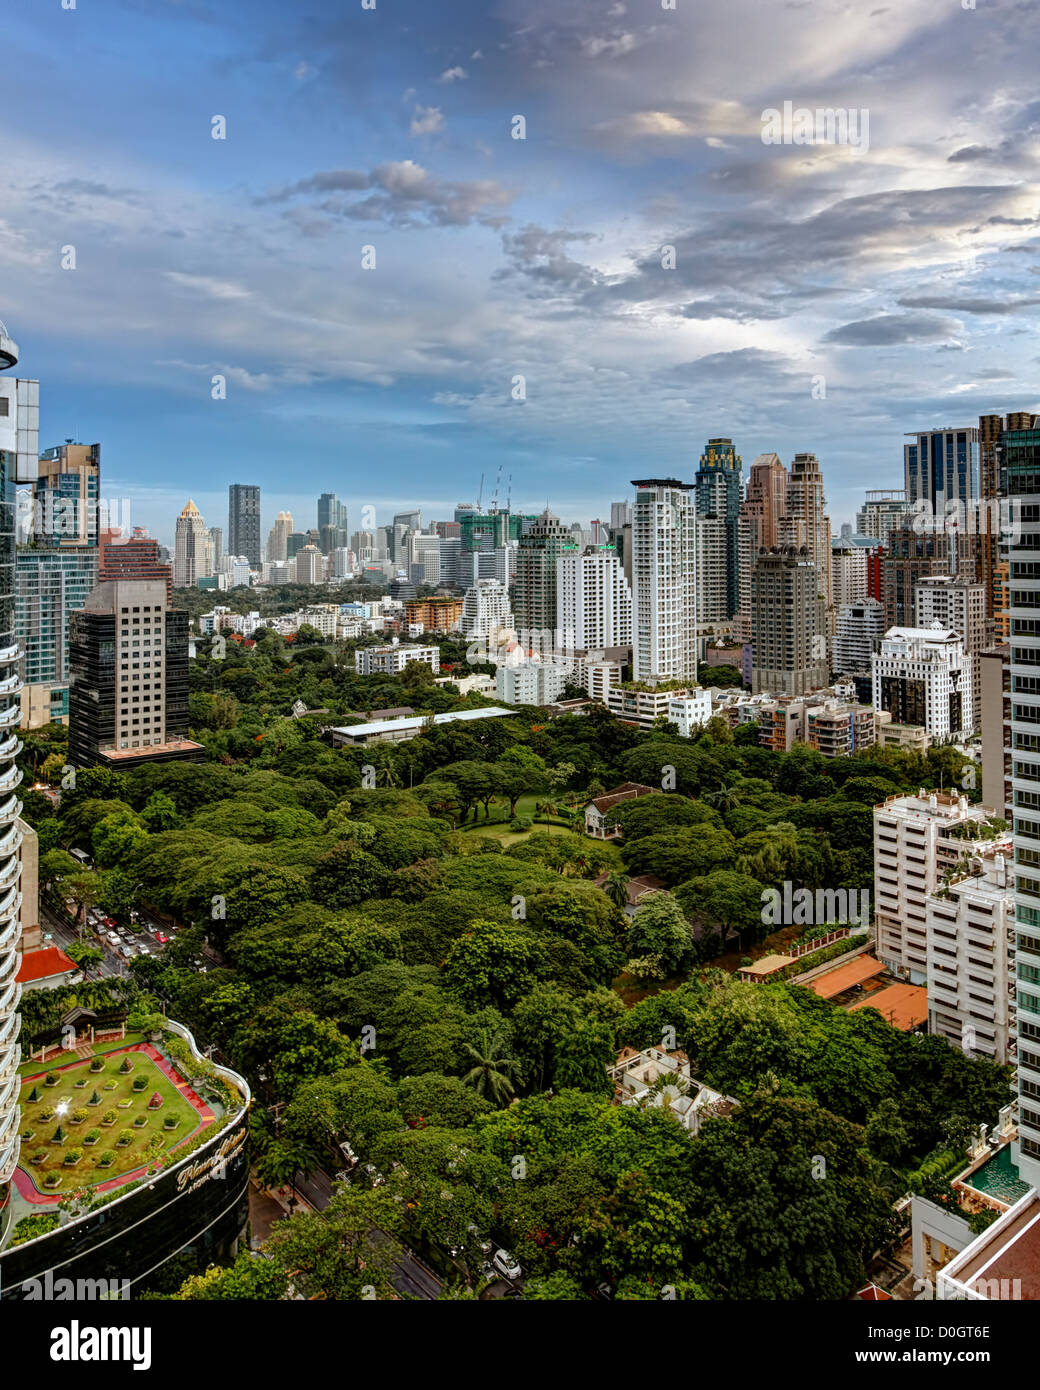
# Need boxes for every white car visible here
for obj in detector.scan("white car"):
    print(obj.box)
[106,931,120,946]
[492,1249,521,1281]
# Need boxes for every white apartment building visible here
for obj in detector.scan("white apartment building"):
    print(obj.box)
[496,661,570,707]
[354,642,440,677]
[556,547,632,652]
[606,683,692,730]
[873,624,972,741]
[833,599,885,674]
[874,791,997,985]
[926,848,1015,1063]
[584,656,625,704]
[293,544,325,586]
[830,539,871,606]
[299,604,340,638]
[667,691,713,737]
[461,578,512,641]
[695,517,729,624]
[915,575,987,732]
[630,479,697,685]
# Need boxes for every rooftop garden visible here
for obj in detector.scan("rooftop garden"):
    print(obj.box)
[15,1042,211,1198]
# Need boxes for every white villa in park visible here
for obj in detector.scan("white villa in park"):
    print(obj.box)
[608,1046,738,1136]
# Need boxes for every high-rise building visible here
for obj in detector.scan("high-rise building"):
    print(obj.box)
[496,661,570,707]
[874,790,998,985]
[833,599,885,675]
[173,499,213,588]
[694,437,742,618]
[68,578,202,768]
[978,412,1036,642]
[318,492,348,540]
[904,426,980,515]
[750,547,828,697]
[696,517,730,624]
[872,625,972,741]
[882,525,976,629]
[738,454,788,640]
[780,452,831,620]
[293,544,324,586]
[915,575,987,732]
[266,510,294,563]
[208,526,223,569]
[16,548,98,726]
[630,480,697,685]
[35,441,99,546]
[556,546,632,652]
[514,508,576,643]
[830,537,877,606]
[228,483,261,567]
[461,577,512,640]
[0,320,35,1188]
[1002,418,1040,1185]
[99,536,173,604]
[856,490,908,545]
[408,532,441,585]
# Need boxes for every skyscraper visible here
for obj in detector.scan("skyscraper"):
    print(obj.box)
[0,320,35,1188]
[857,489,908,544]
[16,548,98,726]
[738,453,787,639]
[173,499,213,588]
[781,452,831,619]
[35,441,99,546]
[630,479,697,685]
[318,492,348,535]
[750,547,828,696]
[99,535,172,604]
[694,437,742,618]
[1002,418,1040,1186]
[267,510,294,563]
[68,577,202,768]
[556,546,633,651]
[514,508,577,645]
[228,483,261,567]
[904,426,980,514]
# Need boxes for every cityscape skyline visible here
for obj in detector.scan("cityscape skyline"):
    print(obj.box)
[5,0,1040,544]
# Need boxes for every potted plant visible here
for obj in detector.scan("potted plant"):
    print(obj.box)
[74,1077,88,1089]
[163,1116,178,1131]
[88,1089,102,1107]
[89,1058,104,1073]
[84,1128,101,1147]
[43,1173,62,1189]
[100,1109,117,1127]
[70,1108,88,1126]
[131,1076,148,1093]
[44,1071,61,1088]
[103,1080,117,1091]
[63,1148,83,1167]
[97,1150,116,1168]
[116,1129,134,1148]
[118,1056,133,1074]
[30,1149,48,1165]
[133,1115,148,1129]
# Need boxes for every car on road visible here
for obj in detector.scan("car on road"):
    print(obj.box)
[136,943,152,957]
[106,931,120,946]
[492,1249,522,1281]
[153,931,169,945]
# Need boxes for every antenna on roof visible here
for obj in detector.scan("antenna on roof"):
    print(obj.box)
[477,472,485,512]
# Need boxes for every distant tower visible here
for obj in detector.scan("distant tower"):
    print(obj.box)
[173,499,212,587]
[228,483,261,568]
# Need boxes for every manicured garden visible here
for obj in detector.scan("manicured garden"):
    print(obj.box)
[16,1047,209,1195]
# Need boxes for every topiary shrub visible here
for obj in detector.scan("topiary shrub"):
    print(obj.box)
[116,1129,134,1147]
[84,1129,101,1146]
[98,1150,116,1168]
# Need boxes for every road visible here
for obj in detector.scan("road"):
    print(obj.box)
[294,1166,443,1301]
[41,901,130,979]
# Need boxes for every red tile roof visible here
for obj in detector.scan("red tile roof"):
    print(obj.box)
[16,945,78,984]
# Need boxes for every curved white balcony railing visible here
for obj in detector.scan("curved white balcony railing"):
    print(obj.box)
[0,1008,20,1050]
[0,914,19,956]
[0,762,22,796]
[0,973,19,1017]
[0,823,23,859]
[0,853,21,894]
[0,882,21,922]
[0,674,20,698]
[0,1041,19,1087]
[0,791,21,823]
[0,643,20,666]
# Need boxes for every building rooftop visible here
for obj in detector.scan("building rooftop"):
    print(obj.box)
[740,953,795,978]
[16,945,78,985]
[848,982,928,1031]
[940,1190,1040,1300]
[803,954,886,1000]
[586,782,657,815]
[331,706,515,738]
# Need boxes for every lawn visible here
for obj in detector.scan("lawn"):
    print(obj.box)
[16,1048,210,1196]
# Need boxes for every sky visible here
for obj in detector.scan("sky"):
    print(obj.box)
[2,0,1039,546]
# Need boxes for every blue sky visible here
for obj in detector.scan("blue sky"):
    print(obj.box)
[3,0,1039,545]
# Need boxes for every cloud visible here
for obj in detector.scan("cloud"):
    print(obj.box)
[439,66,468,82]
[256,161,513,228]
[823,313,961,346]
[897,293,1040,315]
[410,105,445,136]
[162,272,252,301]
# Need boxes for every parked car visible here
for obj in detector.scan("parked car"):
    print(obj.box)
[106,931,120,946]
[492,1249,522,1281]
[153,931,169,945]
[136,943,152,957]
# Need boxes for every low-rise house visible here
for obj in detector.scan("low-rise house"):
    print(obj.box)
[584,782,656,839]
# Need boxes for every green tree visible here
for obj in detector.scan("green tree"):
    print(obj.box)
[627,892,693,975]
[461,1029,520,1104]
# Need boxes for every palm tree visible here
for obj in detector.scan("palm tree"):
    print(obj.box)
[460,1031,520,1105]
[704,784,740,815]
[602,870,631,911]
